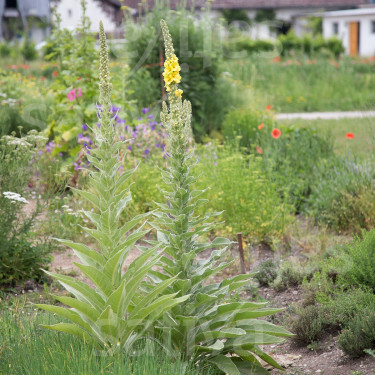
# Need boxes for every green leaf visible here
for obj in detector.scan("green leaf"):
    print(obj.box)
[74,263,113,297]
[196,327,246,341]
[54,239,105,268]
[209,355,241,375]
[43,270,105,311]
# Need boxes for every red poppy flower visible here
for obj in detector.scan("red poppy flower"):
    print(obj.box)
[346,132,354,139]
[258,123,264,130]
[266,105,272,111]
[53,70,58,77]
[271,128,281,139]
[256,145,263,154]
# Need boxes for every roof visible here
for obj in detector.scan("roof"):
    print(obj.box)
[122,0,369,10]
[322,6,375,16]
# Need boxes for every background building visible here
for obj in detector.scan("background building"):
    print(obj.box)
[322,7,375,55]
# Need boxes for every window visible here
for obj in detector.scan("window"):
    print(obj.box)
[333,22,339,34]
[372,20,375,34]
[5,0,17,8]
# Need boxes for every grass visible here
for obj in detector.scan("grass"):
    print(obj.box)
[0,308,215,375]
[222,56,375,113]
[282,117,375,159]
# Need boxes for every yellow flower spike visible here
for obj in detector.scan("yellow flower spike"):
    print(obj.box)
[163,53,182,91]
[175,89,183,98]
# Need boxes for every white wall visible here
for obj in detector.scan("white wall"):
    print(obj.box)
[323,14,375,56]
[52,0,117,33]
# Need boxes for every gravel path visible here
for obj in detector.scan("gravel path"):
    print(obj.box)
[276,111,375,120]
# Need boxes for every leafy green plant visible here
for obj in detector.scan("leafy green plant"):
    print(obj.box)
[338,308,375,358]
[195,144,293,242]
[306,159,375,232]
[334,229,375,289]
[37,22,187,352]
[124,0,232,138]
[253,259,279,287]
[273,260,304,292]
[150,20,292,375]
[0,132,52,286]
[289,304,328,344]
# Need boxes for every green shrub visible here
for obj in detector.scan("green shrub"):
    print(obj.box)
[195,144,293,242]
[253,259,279,286]
[290,304,328,344]
[262,126,333,210]
[338,308,375,358]
[124,1,232,138]
[336,230,375,289]
[306,159,375,232]
[0,132,52,286]
[294,275,375,346]
[223,109,334,210]
[273,260,304,291]
[224,36,275,56]
[222,108,275,150]
[278,31,344,58]
[21,38,37,61]
[0,42,11,57]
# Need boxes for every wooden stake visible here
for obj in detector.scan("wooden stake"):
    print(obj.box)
[237,232,246,274]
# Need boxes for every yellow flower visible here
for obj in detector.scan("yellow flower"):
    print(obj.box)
[175,89,183,98]
[163,54,181,91]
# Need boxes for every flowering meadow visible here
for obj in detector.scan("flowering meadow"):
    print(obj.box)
[1,2,375,375]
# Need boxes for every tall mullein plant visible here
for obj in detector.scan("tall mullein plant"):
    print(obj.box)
[153,20,293,375]
[37,22,187,353]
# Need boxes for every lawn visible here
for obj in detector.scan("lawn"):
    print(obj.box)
[222,56,375,113]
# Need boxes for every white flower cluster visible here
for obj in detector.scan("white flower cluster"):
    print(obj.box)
[0,92,7,98]
[2,98,17,106]
[3,191,29,204]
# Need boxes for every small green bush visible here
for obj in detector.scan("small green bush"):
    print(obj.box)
[0,42,11,57]
[224,36,275,56]
[253,259,279,286]
[273,260,304,291]
[0,132,52,286]
[290,304,328,344]
[306,159,375,232]
[338,308,375,358]
[336,230,375,289]
[195,144,293,242]
[223,109,334,211]
[222,108,275,150]
[21,38,37,61]
[124,2,232,137]
[278,31,344,58]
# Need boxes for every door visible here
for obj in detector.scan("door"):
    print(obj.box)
[349,21,360,56]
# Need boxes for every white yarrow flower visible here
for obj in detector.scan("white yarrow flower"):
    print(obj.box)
[3,192,29,204]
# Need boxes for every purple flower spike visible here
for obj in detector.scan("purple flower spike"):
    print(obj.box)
[78,133,83,139]
[128,145,132,151]
[38,150,43,155]
[142,107,150,114]
[82,124,88,131]
[148,114,154,120]
[144,148,150,155]
[97,123,101,128]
